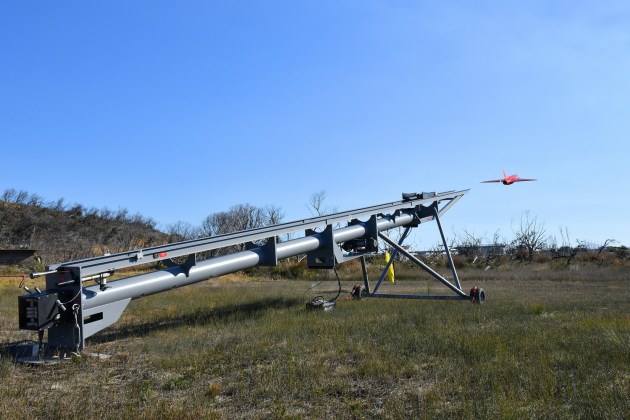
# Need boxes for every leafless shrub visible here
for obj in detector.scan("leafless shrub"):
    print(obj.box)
[548,227,587,266]
[452,229,506,269]
[510,212,548,262]
[455,228,483,262]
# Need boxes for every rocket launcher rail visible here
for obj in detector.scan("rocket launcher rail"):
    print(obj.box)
[12,189,481,361]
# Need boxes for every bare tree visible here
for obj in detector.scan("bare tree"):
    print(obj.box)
[1,188,17,202]
[226,203,265,233]
[53,197,66,211]
[595,239,616,258]
[27,193,44,207]
[263,204,284,226]
[200,212,224,238]
[549,226,585,266]
[15,190,29,205]
[307,190,328,216]
[581,238,618,265]
[166,221,200,242]
[200,203,285,255]
[453,228,505,268]
[455,228,483,262]
[307,190,338,217]
[484,230,507,268]
[511,212,548,262]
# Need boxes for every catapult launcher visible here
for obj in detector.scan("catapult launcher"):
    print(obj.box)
[13,190,483,361]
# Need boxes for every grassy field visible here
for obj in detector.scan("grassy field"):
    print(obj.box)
[0,264,629,419]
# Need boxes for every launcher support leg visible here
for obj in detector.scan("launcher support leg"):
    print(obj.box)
[433,206,462,290]
[378,232,468,298]
[372,227,411,294]
[360,255,370,294]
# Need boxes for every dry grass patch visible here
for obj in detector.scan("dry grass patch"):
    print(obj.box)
[1,268,629,418]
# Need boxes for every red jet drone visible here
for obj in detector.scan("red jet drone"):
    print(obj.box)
[482,170,537,185]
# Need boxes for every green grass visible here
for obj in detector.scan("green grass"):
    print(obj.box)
[1,267,629,419]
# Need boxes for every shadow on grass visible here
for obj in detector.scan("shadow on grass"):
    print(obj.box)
[89,296,303,345]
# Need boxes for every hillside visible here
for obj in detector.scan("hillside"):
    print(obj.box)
[0,189,167,268]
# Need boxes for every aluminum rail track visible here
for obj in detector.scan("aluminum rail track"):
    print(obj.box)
[43,190,466,278]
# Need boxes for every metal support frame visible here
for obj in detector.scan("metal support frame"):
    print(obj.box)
[366,203,469,301]
[13,190,474,360]
[433,206,462,290]
[373,233,468,300]
[360,255,370,293]
[371,226,411,294]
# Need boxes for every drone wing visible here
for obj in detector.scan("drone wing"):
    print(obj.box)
[481,179,503,183]
[515,178,537,182]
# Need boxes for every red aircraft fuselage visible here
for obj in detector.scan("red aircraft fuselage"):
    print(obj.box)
[482,170,536,185]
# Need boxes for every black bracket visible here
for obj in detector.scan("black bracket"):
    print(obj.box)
[306,225,336,269]
[245,237,278,266]
[165,254,197,276]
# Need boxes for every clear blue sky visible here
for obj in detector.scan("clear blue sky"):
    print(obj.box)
[2,1,629,249]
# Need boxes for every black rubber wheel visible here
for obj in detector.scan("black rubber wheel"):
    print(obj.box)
[475,288,485,304]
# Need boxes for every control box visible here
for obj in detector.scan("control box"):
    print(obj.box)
[18,291,60,331]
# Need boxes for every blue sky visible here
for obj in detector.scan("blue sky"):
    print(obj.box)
[2,1,629,249]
